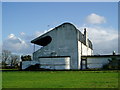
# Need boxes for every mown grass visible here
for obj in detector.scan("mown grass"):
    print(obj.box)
[0,69,18,71]
[2,71,119,88]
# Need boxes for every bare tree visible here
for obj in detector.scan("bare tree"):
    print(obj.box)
[2,50,20,68]
[10,54,20,67]
[2,50,11,67]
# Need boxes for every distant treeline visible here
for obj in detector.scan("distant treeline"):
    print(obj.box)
[1,49,32,69]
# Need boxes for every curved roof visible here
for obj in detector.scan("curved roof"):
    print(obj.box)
[31,22,93,49]
[31,22,76,44]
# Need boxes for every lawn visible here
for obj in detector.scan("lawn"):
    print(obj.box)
[2,70,119,88]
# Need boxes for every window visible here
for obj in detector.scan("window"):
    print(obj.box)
[38,36,52,46]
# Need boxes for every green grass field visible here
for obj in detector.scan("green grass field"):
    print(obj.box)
[2,71,119,88]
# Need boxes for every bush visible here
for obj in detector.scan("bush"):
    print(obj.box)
[21,55,32,61]
[102,57,120,70]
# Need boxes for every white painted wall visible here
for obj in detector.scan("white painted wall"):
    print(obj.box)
[78,41,93,69]
[81,43,92,55]
[78,41,81,69]
[88,48,92,55]
[22,61,39,70]
[87,57,110,69]
[39,57,70,70]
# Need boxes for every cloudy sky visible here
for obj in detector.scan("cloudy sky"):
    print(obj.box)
[2,2,118,55]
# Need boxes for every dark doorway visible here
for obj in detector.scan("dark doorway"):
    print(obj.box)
[81,58,88,70]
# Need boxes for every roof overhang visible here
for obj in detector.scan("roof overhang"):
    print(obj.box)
[31,36,52,46]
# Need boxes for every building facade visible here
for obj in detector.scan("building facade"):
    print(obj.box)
[81,55,120,70]
[30,23,93,70]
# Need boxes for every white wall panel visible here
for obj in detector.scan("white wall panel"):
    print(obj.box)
[87,57,110,69]
[39,57,70,70]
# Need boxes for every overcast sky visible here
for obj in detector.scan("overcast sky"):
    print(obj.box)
[2,2,118,55]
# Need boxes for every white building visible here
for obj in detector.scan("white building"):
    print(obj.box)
[21,22,120,70]
[29,22,93,70]
[81,55,120,70]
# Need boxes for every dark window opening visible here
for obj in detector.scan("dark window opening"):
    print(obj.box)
[34,36,52,46]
